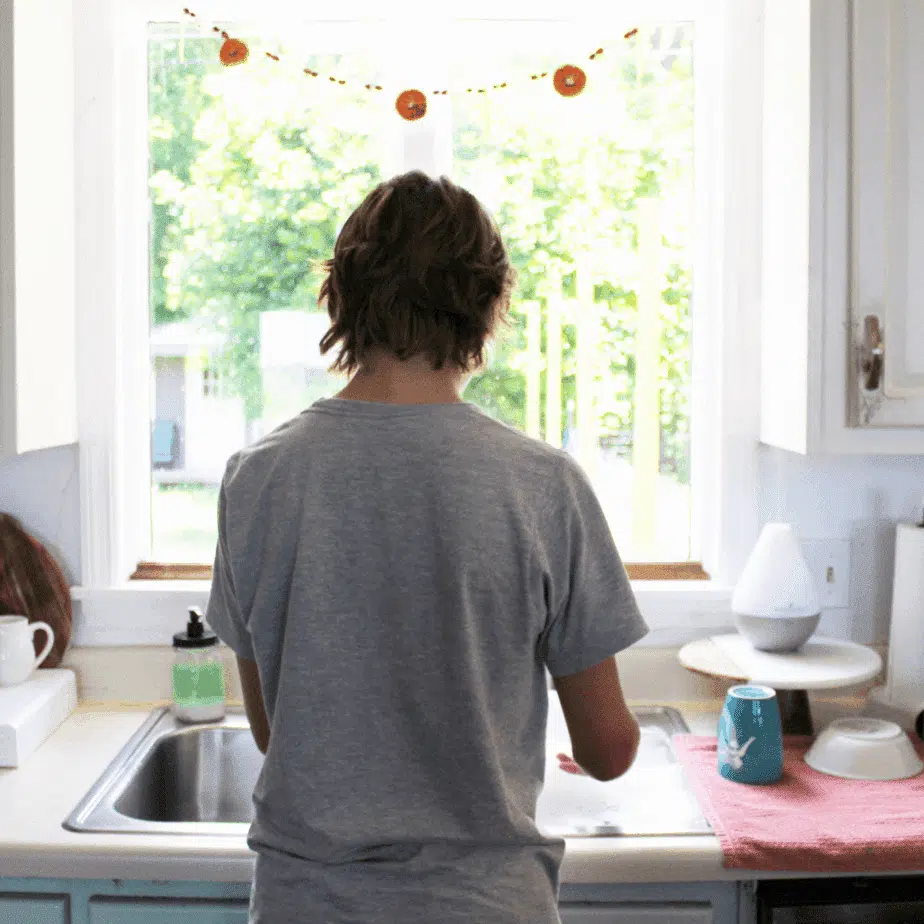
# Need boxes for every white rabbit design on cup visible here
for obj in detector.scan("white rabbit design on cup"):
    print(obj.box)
[718,704,758,770]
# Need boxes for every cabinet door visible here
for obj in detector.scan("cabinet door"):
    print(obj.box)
[850,0,924,427]
[88,900,248,924]
[560,904,713,924]
[0,895,69,924]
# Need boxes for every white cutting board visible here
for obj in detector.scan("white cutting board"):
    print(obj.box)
[0,669,77,767]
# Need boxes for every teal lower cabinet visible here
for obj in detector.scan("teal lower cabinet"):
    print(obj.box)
[0,880,250,924]
[88,900,248,924]
[0,877,741,924]
[0,895,70,924]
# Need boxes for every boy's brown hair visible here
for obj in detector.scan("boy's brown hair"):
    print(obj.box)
[318,172,516,375]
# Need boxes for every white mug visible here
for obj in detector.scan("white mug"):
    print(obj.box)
[0,616,55,686]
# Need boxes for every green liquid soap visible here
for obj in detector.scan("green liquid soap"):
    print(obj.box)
[172,661,226,707]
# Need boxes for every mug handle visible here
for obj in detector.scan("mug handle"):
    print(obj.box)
[29,621,56,670]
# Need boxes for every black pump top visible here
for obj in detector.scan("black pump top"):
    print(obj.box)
[173,607,219,649]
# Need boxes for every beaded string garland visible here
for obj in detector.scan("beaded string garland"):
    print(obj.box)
[181,8,640,121]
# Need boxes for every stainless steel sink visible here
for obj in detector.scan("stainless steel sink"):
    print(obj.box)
[537,706,712,837]
[65,709,259,836]
[65,706,709,837]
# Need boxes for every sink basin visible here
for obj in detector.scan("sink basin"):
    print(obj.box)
[65,706,709,837]
[65,710,259,836]
[114,725,261,824]
[537,706,712,837]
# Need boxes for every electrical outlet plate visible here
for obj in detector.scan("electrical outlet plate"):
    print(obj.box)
[801,539,851,610]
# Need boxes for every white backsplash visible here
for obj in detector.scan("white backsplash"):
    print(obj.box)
[2,443,924,646]
[758,446,924,644]
[62,643,881,708]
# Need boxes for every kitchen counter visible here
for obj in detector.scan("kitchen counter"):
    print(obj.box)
[0,700,870,885]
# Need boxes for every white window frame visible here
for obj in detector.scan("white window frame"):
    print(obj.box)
[72,0,763,645]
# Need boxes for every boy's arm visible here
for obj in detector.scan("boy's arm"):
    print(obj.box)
[237,656,270,755]
[553,655,640,780]
[205,458,268,754]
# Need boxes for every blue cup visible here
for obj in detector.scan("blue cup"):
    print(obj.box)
[717,684,784,784]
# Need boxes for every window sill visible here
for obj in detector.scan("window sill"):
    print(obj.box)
[70,580,733,647]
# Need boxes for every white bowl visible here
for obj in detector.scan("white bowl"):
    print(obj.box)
[805,718,924,781]
[734,611,821,652]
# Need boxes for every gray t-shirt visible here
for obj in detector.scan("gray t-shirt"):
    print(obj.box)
[207,397,648,924]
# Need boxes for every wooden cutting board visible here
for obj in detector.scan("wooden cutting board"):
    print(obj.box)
[0,513,72,668]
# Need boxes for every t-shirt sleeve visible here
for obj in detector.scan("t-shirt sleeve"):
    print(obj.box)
[539,454,649,677]
[206,464,256,661]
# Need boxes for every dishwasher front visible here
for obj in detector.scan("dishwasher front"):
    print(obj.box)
[757,876,924,923]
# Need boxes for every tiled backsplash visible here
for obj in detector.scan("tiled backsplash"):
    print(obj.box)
[758,446,924,644]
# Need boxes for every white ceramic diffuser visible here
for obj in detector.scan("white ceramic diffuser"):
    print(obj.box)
[731,523,821,652]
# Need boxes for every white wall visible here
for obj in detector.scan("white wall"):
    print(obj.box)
[2,442,923,646]
[0,445,81,582]
[758,446,924,645]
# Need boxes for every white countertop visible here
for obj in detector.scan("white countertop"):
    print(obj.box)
[0,700,868,885]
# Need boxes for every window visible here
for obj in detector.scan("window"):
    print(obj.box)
[135,7,705,580]
[202,362,221,398]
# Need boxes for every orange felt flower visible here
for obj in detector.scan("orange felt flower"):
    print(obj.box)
[395,89,427,121]
[553,64,586,97]
[219,37,249,67]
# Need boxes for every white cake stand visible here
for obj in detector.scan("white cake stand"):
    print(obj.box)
[678,634,884,734]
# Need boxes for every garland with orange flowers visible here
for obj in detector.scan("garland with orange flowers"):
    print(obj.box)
[182,9,640,121]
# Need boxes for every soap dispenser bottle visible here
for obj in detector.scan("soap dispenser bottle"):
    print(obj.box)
[172,608,226,723]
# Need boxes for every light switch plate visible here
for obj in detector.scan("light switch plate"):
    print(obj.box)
[801,539,851,610]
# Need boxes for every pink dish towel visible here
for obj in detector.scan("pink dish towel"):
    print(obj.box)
[673,734,924,873]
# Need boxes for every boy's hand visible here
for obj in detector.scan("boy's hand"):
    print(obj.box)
[556,752,588,776]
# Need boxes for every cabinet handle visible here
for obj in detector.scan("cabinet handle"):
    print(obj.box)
[860,314,884,391]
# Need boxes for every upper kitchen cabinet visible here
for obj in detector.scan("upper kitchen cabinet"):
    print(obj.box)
[0,0,77,457]
[760,0,924,455]
[850,0,924,430]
